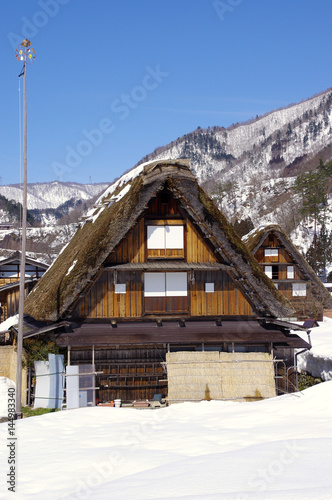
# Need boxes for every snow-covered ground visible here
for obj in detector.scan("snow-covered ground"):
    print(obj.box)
[0,317,331,498]
[296,317,332,380]
[0,382,331,499]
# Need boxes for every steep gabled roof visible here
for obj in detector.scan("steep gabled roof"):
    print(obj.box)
[24,160,293,322]
[243,224,332,309]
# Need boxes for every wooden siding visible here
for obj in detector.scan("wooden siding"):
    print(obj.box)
[190,271,253,317]
[73,269,253,319]
[73,271,143,318]
[0,283,34,322]
[186,219,219,263]
[72,189,253,320]
[105,219,146,265]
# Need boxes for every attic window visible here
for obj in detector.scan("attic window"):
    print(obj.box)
[264,249,278,257]
[147,226,184,249]
[292,283,306,297]
[160,191,170,204]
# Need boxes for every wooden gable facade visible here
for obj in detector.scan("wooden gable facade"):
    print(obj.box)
[71,191,254,321]
[244,225,332,320]
[24,161,310,403]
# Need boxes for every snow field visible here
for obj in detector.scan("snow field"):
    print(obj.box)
[0,382,332,499]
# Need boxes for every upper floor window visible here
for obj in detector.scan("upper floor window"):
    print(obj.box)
[147,224,185,259]
[264,249,278,258]
[147,225,184,249]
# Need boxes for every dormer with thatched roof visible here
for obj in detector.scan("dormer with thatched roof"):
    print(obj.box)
[243,224,332,320]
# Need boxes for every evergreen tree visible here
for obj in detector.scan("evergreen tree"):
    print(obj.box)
[305,222,332,279]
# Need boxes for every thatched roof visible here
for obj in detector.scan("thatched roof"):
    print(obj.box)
[243,224,332,309]
[24,160,293,322]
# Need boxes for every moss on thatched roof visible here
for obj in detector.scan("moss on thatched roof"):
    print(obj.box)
[24,160,293,322]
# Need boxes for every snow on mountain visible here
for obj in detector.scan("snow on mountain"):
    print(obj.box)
[1,88,332,263]
[136,88,332,233]
[0,181,109,210]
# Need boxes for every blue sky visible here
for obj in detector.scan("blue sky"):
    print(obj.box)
[1,0,332,186]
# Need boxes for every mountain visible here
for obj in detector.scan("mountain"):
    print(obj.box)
[137,87,332,234]
[0,181,110,211]
[1,88,332,266]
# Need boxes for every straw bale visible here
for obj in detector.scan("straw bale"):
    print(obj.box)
[166,351,276,402]
[219,352,275,400]
[167,351,222,401]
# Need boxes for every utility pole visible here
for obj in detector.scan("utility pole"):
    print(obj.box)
[15,39,36,416]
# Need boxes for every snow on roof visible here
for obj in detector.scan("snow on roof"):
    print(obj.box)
[242,224,272,243]
[95,162,147,206]
[0,314,18,333]
[65,260,78,277]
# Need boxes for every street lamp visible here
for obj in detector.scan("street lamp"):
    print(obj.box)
[15,39,36,416]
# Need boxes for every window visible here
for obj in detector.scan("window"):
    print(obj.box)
[265,266,272,279]
[264,249,278,257]
[292,283,306,296]
[114,284,126,294]
[147,225,184,250]
[144,272,187,297]
[144,272,188,314]
[287,266,294,279]
[205,283,214,293]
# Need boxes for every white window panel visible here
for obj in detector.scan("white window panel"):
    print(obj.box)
[264,249,278,257]
[165,226,184,249]
[147,226,165,249]
[287,266,294,279]
[115,284,126,294]
[292,283,306,296]
[205,283,214,293]
[274,283,279,290]
[144,273,165,297]
[166,272,187,297]
[265,266,272,279]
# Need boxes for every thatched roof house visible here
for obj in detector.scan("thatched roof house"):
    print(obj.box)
[243,224,332,320]
[24,160,310,403]
[25,160,292,322]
